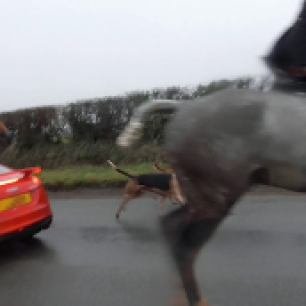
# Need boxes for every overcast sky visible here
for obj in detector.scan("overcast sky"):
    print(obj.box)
[0,0,302,112]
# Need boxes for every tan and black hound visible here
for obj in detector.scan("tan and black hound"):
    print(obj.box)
[107,160,185,219]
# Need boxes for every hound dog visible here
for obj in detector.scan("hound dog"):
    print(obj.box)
[107,160,185,219]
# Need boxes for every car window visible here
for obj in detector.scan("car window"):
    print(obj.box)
[0,165,12,174]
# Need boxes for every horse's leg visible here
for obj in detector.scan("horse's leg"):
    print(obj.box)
[161,203,233,306]
[161,147,248,305]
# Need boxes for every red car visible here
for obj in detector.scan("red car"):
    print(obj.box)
[0,164,52,242]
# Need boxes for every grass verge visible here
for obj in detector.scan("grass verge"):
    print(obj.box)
[41,163,156,190]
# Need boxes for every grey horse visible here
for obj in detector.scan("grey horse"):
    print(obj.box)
[116,3,306,306]
[117,88,306,306]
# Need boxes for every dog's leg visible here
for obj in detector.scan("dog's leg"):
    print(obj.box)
[116,180,143,219]
[116,195,133,219]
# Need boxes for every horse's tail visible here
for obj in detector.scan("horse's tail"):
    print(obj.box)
[117,100,181,147]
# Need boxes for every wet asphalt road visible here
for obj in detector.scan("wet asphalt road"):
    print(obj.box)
[1,190,306,306]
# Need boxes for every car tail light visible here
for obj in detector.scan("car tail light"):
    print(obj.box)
[31,176,41,185]
[22,167,42,186]
[21,167,42,177]
[0,167,42,187]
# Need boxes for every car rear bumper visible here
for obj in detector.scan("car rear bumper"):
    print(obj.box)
[0,215,52,242]
[0,186,53,240]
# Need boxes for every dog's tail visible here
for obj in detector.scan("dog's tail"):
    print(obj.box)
[107,160,136,179]
[117,99,181,148]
